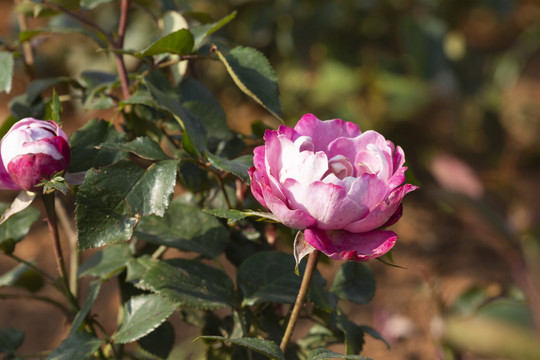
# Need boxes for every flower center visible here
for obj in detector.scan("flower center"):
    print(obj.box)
[294,136,314,152]
[328,155,354,179]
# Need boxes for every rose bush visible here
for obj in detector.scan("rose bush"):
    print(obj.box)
[0,118,70,192]
[249,113,417,261]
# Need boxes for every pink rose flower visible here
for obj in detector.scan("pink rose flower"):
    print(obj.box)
[0,118,70,192]
[249,114,417,261]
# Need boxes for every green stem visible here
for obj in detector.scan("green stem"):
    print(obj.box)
[205,164,233,210]
[15,0,34,77]
[7,253,56,283]
[150,245,168,260]
[54,197,79,297]
[279,250,320,353]
[0,293,70,316]
[41,193,79,312]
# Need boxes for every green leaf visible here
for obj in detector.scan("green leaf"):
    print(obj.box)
[359,325,389,349]
[46,331,104,360]
[0,51,14,93]
[9,93,46,120]
[237,252,324,306]
[114,294,178,344]
[297,324,335,350]
[207,153,252,183]
[80,71,119,109]
[18,29,43,42]
[444,315,540,360]
[26,77,74,104]
[125,255,154,284]
[475,298,535,329]
[51,89,62,124]
[135,200,228,259]
[204,208,279,223]
[76,159,178,249]
[138,320,175,359]
[0,115,17,140]
[38,172,69,195]
[70,280,102,333]
[0,201,40,247]
[330,262,375,305]
[120,88,157,108]
[78,244,133,278]
[79,71,117,91]
[68,118,127,173]
[139,29,194,57]
[215,46,281,120]
[335,314,366,355]
[0,263,40,289]
[450,285,490,316]
[80,0,115,9]
[178,78,232,141]
[83,94,115,110]
[100,137,172,161]
[191,11,236,49]
[138,258,235,309]
[307,348,371,360]
[237,252,299,306]
[145,81,207,154]
[0,327,24,354]
[203,209,251,224]
[196,336,284,360]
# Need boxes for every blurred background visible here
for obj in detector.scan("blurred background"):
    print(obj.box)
[1,0,540,359]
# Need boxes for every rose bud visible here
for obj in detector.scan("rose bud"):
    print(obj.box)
[0,118,70,192]
[249,114,417,261]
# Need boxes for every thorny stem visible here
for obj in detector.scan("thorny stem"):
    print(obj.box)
[41,193,79,312]
[115,0,131,99]
[279,250,320,353]
[40,0,131,99]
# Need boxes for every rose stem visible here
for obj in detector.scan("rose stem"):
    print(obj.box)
[15,0,34,77]
[55,197,79,297]
[42,193,79,312]
[279,250,320,353]
[40,0,131,99]
[115,0,131,99]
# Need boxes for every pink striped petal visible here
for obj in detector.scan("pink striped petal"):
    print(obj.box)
[294,114,361,152]
[283,179,368,230]
[344,184,417,233]
[304,228,397,261]
[259,179,317,229]
[7,153,68,192]
[0,159,20,190]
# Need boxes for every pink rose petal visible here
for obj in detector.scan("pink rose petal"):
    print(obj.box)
[304,228,397,261]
